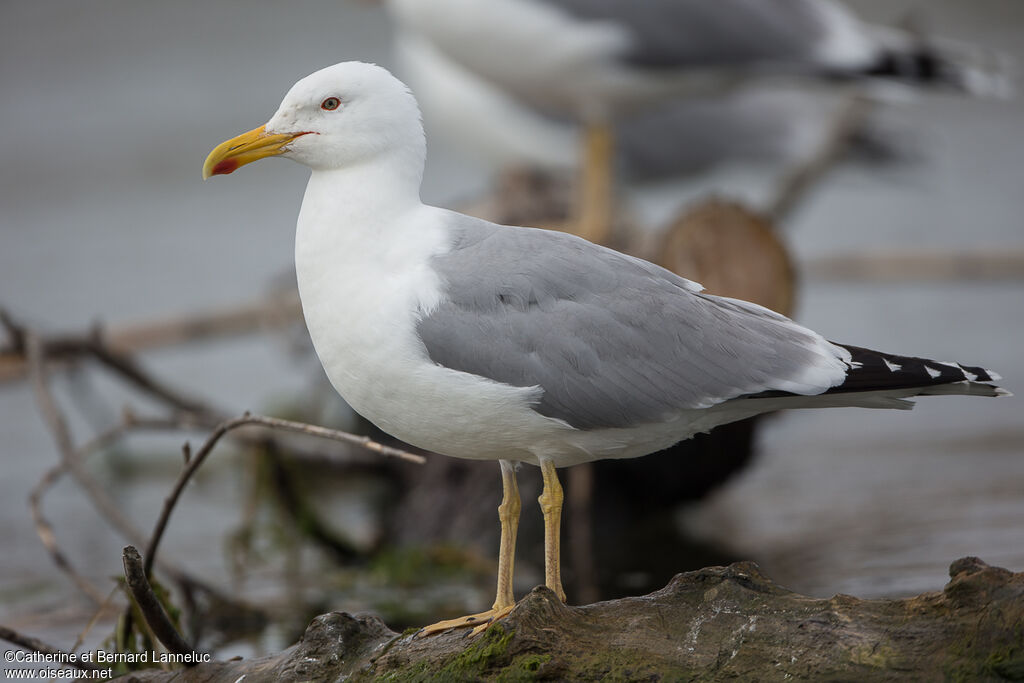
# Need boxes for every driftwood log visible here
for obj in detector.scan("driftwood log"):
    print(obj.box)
[117,557,1023,682]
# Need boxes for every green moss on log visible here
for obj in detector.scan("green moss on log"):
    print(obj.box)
[115,557,1024,682]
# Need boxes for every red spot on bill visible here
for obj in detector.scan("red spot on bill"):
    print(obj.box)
[212,158,240,176]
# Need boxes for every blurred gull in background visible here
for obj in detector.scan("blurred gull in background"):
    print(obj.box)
[398,33,894,178]
[387,0,1010,236]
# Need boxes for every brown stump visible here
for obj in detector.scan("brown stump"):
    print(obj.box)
[654,198,795,316]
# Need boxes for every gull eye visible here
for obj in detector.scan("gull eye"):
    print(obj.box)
[320,97,341,111]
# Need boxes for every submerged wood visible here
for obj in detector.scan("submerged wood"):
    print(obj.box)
[116,557,1024,682]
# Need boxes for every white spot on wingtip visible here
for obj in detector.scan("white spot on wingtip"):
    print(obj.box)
[925,366,942,379]
[883,359,902,372]
[957,364,978,381]
[995,388,1013,397]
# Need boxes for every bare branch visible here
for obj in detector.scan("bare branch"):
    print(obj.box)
[26,337,237,613]
[143,413,426,576]
[766,90,873,225]
[18,313,426,641]
[25,332,108,605]
[71,587,120,660]
[263,441,363,562]
[1,310,221,416]
[0,293,301,385]
[0,624,105,672]
[26,489,107,605]
[242,414,428,465]
[85,341,219,416]
[27,412,261,609]
[28,417,156,564]
[121,545,199,663]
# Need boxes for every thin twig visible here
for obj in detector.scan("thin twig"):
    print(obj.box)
[242,415,428,465]
[29,404,390,592]
[28,420,166,572]
[25,333,108,605]
[2,309,222,416]
[0,625,105,672]
[0,293,301,385]
[26,477,107,604]
[264,441,362,562]
[27,336,236,612]
[25,336,221,592]
[766,90,873,225]
[21,325,216,589]
[30,418,145,543]
[86,342,219,417]
[28,411,263,613]
[20,315,424,643]
[143,413,426,576]
[71,586,120,659]
[122,545,199,663]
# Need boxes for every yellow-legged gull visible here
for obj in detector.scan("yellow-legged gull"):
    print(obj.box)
[203,62,1008,635]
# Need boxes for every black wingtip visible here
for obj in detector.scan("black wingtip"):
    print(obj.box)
[829,343,1004,395]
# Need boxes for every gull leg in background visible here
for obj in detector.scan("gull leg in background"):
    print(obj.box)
[539,458,568,603]
[420,459,521,636]
[575,122,615,245]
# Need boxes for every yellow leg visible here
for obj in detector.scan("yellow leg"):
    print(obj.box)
[539,458,568,603]
[493,459,520,610]
[418,460,521,637]
[575,122,614,246]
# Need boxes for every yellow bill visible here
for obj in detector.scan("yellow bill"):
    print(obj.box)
[202,125,308,179]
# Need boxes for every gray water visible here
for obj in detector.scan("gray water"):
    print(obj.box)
[1,0,1022,659]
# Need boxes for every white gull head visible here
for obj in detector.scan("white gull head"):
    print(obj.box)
[203,61,426,179]
[270,62,426,171]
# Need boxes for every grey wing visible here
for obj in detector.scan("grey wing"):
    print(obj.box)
[615,86,892,180]
[418,215,851,430]
[615,88,808,178]
[545,0,869,69]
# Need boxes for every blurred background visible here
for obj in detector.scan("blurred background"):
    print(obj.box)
[1,0,1022,664]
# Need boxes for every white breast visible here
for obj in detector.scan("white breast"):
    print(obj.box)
[292,170,761,467]
[295,199,576,463]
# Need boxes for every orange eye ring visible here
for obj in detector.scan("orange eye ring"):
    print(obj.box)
[321,97,341,111]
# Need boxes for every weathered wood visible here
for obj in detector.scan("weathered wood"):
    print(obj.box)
[656,198,796,316]
[115,557,1024,682]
